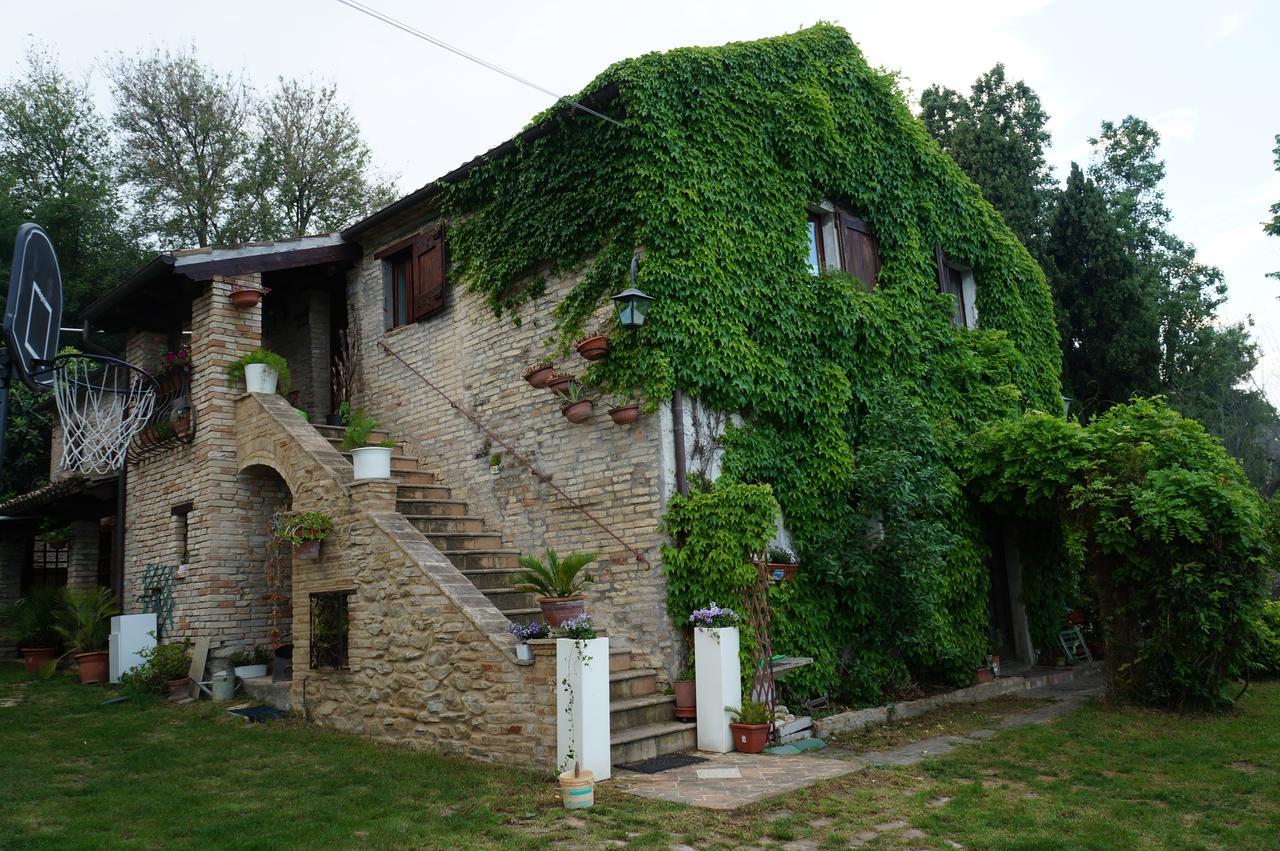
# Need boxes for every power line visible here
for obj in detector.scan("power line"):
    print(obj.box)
[333,0,625,128]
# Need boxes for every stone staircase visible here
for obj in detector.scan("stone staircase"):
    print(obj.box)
[313,422,695,765]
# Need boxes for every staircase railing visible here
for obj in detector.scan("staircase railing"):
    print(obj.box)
[378,340,650,567]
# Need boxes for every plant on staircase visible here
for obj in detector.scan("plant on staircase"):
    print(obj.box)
[342,406,397,480]
[513,548,597,626]
[225,348,291,395]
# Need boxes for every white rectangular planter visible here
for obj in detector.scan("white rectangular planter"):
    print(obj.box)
[557,637,611,780]
[695,626,741,753]
[352,446,392,479]
[243,363,278,394]
[108,613,156,683]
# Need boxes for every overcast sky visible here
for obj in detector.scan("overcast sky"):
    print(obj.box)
[4,0,1279,398]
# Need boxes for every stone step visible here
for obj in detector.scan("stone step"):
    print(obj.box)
[439,549,521,570]
[426,532,505,551]
[610,721,697,766]
[313,423,392,442]
[240,675,290,711]
[395,488,457,505]
[394,493,471,514]
[610,667,657,700]
[611,693,677,731]
[403,514,486,535]
[392,470,438,486]
[609,647,633,673]
[478,587,540,611]
[460,567,523,590]
[500,607,542,624]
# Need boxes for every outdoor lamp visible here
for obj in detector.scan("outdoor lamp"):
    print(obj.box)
[613,253,655,329]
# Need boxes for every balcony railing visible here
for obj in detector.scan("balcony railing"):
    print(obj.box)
[127,364,196,461]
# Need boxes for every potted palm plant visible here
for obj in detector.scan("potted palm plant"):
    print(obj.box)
[511,548,597,626]
[728,699,779,753]
[55,587,116,684]
[274,511,334,559]
[561,383,594,424]
[225,348,291,396]
[342,406,397,480]
[2,587,62,673]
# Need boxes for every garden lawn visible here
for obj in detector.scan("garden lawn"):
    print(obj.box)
[2,664,1278,849]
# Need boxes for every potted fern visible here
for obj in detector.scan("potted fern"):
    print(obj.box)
[342,406,397,480]
[512,548,597,626]
[55,587,117,684]
[225,348,291,396]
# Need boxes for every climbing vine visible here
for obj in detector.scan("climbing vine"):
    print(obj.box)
[441,25,1064,703]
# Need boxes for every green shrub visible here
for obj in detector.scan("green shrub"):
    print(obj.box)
[224,348,291,394]
[274,511,334,545]
[120,639,192,694]
[1,587,62,647]
[55,587,116,653]
[340,406,395,451]
[1251,601,1280,678]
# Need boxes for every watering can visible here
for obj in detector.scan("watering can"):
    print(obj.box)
[210,670,241,701]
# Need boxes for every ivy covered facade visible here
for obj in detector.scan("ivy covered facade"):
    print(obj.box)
[432,24,1064,701]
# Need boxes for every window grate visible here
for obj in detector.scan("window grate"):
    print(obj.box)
[309,591,352,671]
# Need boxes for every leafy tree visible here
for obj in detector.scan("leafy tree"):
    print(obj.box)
[1048,163,1160,408]
[237,78,396,239]
[920,64,1055,263]
[109,46,251,247]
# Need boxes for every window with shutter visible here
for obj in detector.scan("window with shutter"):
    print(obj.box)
[376,227,448,329]
[935,246,978,329]
[834,209,880,291]
[411,230,446,322]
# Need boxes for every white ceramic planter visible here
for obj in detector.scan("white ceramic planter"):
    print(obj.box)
[233,664,268,679]
[516,643,533,662]
[695,626,741,753]
[243,363,278,394]
[557,636,611,780]
[352,446,392,479]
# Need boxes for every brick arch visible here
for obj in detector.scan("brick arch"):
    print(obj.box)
[236,454,302,499]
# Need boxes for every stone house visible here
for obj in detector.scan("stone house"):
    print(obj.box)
[0,25,1060,768]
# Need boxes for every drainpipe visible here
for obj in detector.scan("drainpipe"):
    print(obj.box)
[113,464,126,605]
[672,388,688,498]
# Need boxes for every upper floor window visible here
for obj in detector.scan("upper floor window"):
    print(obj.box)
[376,227,446,330]
[935,248,978,329]
[805,202,880,291]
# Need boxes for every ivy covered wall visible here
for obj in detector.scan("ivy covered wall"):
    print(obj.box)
[441,24,1063,702]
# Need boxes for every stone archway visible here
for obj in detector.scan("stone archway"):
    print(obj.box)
[231,464,294,665]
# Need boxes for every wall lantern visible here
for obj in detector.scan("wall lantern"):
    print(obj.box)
[612,254,655,329]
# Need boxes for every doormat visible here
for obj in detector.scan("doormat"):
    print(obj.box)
[618,753,709,774]
[227,705,287,723]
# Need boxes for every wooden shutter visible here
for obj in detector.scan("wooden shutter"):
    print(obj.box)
[411,228,446,322]
[935,245,965,327]
[835,210,880,291]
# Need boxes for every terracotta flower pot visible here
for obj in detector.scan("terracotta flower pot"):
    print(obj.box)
[294,540,321,560]
[166,677,190,701]
[21,647,55,674]
[673,679,697,721]
[539,596,586,627]
[766,562,798,583]
[562,400,594,424]
[975,666,994,683]
[231,289,262,308]
[74,650,110,684]
[158,370,184,396]
[729,722,771,754]
[523,364,555,388]
[547,375,573,397]
[608,405,640,425]
[575,335,609,361]
[48,539,68,551]
[173,412,192,439]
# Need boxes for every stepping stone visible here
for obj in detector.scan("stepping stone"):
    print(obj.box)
[792,738,827,752]
[875,819,909,832]
[765,744,802,755]
[695,767,742,780]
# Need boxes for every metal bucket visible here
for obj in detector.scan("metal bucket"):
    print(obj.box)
[211,670,241,701]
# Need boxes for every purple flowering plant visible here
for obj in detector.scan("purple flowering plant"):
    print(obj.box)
[689,602,739,629]
[507,621,549,642]
[554,613,597,641]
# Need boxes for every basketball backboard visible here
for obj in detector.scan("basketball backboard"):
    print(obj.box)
[4,223,63,390]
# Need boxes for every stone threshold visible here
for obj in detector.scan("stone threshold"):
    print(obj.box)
[813,660,1104,738]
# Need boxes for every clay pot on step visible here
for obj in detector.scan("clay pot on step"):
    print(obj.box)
[975,666,994,683]
[73,650,109,684]
[538,596,586,627]
[673,679,697,721]
[729,722,771,754]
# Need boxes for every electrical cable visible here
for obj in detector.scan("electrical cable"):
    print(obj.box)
[333,0,625,128]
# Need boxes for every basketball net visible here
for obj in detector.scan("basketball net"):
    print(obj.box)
[52,355,157,475]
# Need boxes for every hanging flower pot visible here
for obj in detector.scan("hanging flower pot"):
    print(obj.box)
[172,412,193,439]
[767,563,798,583]
[608,404,640,425]
[575,335,609,361]
[294,540,321,560]
[523,363,556,388]
[230,284,270,308]
[562,400,594,424]
[547,374,574,397]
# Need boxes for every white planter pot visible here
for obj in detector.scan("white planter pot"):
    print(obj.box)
[516,643,533,662]
[243,363,278,394]
[233,664,268,679]
[557,636,610,780]
[351,446,392,480]
[695,626,741,753]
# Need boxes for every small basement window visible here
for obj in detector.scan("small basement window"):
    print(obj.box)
[309,591,352,671]
[377,227,447,330]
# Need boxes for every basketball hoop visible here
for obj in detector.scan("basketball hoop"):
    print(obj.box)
[47,353,158,475]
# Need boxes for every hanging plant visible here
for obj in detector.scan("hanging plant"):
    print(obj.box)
[230,281,271,308]
[607,390,641,425]
[546,373,574,397]
[523,362,556,388]
[575,334,609,361]
[560,383,594,424]
[274,511,334,560]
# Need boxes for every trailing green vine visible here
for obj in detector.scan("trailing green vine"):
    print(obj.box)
[442,25,1064,703]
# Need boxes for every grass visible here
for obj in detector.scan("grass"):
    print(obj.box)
[825,694,1050,751]
[2,663,1278,849]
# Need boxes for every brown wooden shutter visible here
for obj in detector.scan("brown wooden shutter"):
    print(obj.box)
[411,228,446,321]
[835,210,880,291]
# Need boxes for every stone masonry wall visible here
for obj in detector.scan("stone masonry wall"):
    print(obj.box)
[348,211,678,676]
[236,392,556,768]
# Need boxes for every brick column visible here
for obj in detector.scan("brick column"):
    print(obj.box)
[65,520,100,591]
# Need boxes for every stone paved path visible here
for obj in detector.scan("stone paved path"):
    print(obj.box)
[611,669,1104,811]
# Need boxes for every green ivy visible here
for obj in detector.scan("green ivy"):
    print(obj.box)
[442,25,1064,702]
